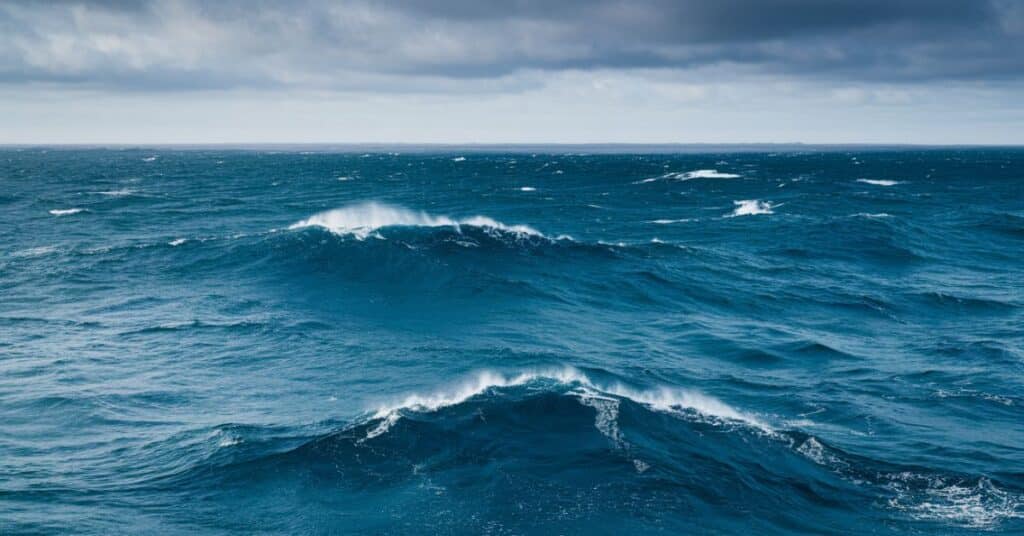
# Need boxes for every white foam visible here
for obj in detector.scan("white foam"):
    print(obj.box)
[886,476,1023,529]
[11,245,58,258]
[519,186,536,192]
[363,412,401,440]
[49,208,84,216]
[640,169,740,183]
[368,367,768,434]
[142,156,157,162]
[575,387,624,447]
[336,176,354,181]
[856,179,901,186]
[97,189,134,196]
[169,238,187,246]
[452,156,466,162]
[650,218,694,224]
[217,435,241,448]
[289,202,542,240]
[727,200,775,217]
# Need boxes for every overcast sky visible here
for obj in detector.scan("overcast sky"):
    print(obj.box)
[2,0,1023,144]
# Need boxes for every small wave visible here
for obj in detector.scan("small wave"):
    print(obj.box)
[639,169,740,183]
[169,238,188,246]
[519,186,536,192]
[650,218,694,224]
[288,202,543,240]
[97,189,135,197]
[49,208,85,216]
[452,156,466,162]
[336,176,354,181]
[727,200,775,217]
[10,245,59,258]
[142,156,158,162]
[857,179,901,186]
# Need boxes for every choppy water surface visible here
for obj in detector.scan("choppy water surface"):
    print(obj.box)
[1,147,1022,534]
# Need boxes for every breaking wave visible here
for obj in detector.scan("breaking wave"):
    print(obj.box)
[639,169,741,183]
[288,202,543,240]
[728,199,775,217]
[857,179,902,186]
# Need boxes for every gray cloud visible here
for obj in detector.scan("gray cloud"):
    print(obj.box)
[0,0,1022,92]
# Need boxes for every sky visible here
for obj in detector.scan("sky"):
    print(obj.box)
[1,0,1023,144]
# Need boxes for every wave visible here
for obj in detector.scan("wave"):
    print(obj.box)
[288,202,543,240]
[10,245,59,258]
[638,169,740,183]
[160,368,1023,532]
[367,366,769,435]
[857,179,902,186]
[649,218,695,224]
[96,189,136,197]
[49,208,85,216]
[727,200,775,217]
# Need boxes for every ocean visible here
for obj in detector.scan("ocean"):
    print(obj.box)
[1,147,1022,534]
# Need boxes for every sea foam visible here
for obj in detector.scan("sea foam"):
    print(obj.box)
[857,179,901,186]
[49,208,84,216]
[728,200,775,217]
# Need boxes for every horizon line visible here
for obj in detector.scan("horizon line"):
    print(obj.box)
[3,142,1024,153]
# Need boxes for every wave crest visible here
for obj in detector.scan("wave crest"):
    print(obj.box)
[369,367,768,435]
[639,169,740,183]
[289,202,542,240]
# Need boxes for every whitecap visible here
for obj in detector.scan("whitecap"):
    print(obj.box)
[217,435,241,448]
[336,176,354,181]
[97,189,134,197]
[856,179,901,186]
[169,238,187,246]
[11,245,58,258]
[49,208,84,216]
[142,156,158,162]
[519,186,536,192]
[650,218,694,224]
[639,169,740,184]
[368,366,769,434]
[289,202,542,240]
[727,200,775,217]
[451,156,466,162]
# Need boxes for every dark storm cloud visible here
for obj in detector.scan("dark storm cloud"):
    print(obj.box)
[0,0,1021,91]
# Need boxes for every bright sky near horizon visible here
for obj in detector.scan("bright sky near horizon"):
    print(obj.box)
[2,0,1023,144]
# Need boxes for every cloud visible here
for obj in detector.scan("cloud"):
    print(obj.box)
[0,0,1022,92]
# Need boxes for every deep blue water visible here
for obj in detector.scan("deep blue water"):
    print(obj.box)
[1,147,1022,534]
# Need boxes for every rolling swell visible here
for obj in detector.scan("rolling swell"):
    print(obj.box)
[4,149,1023,534]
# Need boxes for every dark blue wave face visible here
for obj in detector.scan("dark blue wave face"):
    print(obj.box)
[1,148,1022,534]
